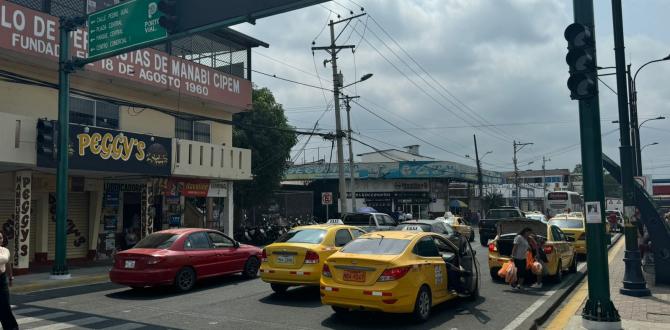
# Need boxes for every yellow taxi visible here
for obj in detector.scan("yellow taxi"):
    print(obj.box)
[320,231,479,322]
[488,220,576,283]
[440,216,474,242]
[548,215,586,255]
[260,223,365,293]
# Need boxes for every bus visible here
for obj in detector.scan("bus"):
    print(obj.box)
[546,191,583,217]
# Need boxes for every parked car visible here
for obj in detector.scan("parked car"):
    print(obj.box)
[260,224,365,293]
[396,219,466,251]
[321,231,479,322]
[548,215,586,256]
[110,228,262,292]
[439,216,474,242]
[525,212,548,223]
[341,212,397,232]
[487,220,576,283]
[478,207,526,246]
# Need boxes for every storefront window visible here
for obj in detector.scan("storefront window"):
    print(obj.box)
[175,118,211,143]
[69,96,119,129]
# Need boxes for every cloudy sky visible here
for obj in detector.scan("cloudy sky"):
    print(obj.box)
[233,0,670,178]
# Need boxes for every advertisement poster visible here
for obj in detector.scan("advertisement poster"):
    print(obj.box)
[586,201,602,223]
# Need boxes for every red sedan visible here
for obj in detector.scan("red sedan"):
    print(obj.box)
[110,228,262,291]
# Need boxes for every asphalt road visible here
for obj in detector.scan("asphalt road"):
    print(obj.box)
[10,236,586,330]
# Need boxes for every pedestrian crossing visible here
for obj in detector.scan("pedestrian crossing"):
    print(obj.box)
[11,306,148,329]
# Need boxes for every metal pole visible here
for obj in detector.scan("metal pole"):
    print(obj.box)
[542,156,547,213]
[345,97,357,211]
[328,21,348,216]
[513,141,519,207]
[626,65,639,176]
[473,135,484,211]
[631,79,642,176]
[52,18,72,278]
[611,0,650,297]
[572,0,621,325]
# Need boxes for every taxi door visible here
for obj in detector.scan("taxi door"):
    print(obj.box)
[549,226,571,270]
[414,237,448,300]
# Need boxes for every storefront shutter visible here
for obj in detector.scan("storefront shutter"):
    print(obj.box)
[48,193,90,260]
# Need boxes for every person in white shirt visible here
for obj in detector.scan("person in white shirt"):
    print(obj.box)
[510,227,532,291]
[0,232,18,329]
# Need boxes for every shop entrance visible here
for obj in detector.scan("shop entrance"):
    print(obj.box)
[400,204,429,220]
[122,192,141,231]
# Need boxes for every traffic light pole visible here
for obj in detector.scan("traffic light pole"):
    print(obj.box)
[343,96,360,211]
[611,0,650,297]
[569,0,620,326]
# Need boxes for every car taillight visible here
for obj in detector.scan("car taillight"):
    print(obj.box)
[322,264,332,278]
[543,246,554,254]
[488,242,497,252]
[304,250,320,264]
[147,256,164,265]
[377,266,411,282]
[261,249,268,262]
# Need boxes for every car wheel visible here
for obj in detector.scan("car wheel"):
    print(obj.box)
[552,261,563,283]
[174,267,196,292]
[568,254,577,273]
[270,283,289,294]
[242,256,260,279]
[412,285,432,323]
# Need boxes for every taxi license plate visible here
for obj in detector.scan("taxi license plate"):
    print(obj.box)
[124,260,135,269]
[343,270,365,282]
[276,255,294,264]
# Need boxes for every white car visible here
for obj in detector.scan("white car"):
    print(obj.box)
[526,213,548,223]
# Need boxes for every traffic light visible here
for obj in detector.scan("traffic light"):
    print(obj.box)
[564,23,597,100]
[36,119,57,159]
[158,0,179,34]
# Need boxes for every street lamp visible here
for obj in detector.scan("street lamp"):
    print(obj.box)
[629,54,670,175]
[641,142,658,151]
[639,116,666,128]
[341,73,373,211]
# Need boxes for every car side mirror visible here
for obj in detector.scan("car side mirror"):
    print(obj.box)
[234,241,241,248]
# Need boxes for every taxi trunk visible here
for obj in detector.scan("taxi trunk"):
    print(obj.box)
[265,243,316,269]
[326,253,399,286]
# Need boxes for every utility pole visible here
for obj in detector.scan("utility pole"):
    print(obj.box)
[513,140,533,208]
[627,64,641,176]
[612,0,650,297]
[542,156,551,213]
[312,14,363,216]
[564,0,621,326]
[343,95,360,211]
[473,135,484,212]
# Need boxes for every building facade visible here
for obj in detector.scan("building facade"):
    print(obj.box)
[485,169,572,212]
[0,0,260,272]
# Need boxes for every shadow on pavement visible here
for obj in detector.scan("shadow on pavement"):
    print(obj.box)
[11,282,122,304]
[105,274,251,300]
[320,296,490,329]
[258,286,323,308]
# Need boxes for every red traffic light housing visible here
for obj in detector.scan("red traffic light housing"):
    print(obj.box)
[36,118,57,158]
[564,23,597,100]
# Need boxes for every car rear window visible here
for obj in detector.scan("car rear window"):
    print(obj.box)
[134,233,178,249]
[549,220,584,229]
[276,229,326,244]
[340,237,410,255]
[342,214,372,225]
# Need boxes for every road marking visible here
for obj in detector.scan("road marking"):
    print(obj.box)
[545,238,625,330]
[17,311,73,325]
[29,316,106,330]
[12,307,42,314]
[100,323,146,330]
[502,290,557,330]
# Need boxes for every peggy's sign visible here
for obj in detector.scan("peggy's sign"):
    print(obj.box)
[37,124,172,175]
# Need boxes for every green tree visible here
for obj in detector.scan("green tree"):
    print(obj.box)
[233,88,298,226]
[603,171,622,198]
[483,192,505,211]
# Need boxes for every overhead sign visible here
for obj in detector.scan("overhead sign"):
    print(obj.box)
[322,192,333,205]
[88,0,168,58]
[36,124,172,175]
[0,0,252,109]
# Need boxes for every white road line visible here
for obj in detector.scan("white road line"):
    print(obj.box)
[28,316,107,330]
[100,323,146,330]
[12,307,42,315]
[502,290,557,330]
[17,311,73,325]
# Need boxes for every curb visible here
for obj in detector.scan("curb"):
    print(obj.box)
[526,233,623,329]
[11,273,110,294]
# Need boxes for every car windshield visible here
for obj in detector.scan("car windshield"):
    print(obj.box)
[342,214,372,225]
[134,233,178,249]
[549,219,584,229]
[276,229,326,244]
[340,237,410,255]
[396,223,432,232]
[487,209,520,219]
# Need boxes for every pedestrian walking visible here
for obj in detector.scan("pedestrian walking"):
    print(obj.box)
[0,232,19,330]
[528,234,548,289]
[510,227,532,291]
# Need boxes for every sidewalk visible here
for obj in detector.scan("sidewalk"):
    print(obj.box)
[545,238,670,329]
[11,263,111,294]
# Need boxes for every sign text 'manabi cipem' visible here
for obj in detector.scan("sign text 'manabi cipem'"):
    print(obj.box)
[0,0,251,109]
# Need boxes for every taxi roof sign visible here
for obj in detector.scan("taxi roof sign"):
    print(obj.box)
[326,219,343,224]
[402,225,425,232]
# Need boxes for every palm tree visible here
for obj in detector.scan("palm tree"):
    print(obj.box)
[483,192,505,213]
